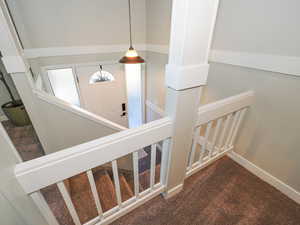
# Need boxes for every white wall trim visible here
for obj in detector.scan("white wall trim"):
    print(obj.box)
[33,89,127,132]
[163,184,184,199]
[146,100,165,117]
[228,151,300,205]
[22,44,169,59]
[210,50,300,77]
[0,115,8,122]
[146,44,169,54]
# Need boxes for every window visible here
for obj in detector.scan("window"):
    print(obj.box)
[47,68,80,106]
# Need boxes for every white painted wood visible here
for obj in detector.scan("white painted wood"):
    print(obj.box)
[22,44,169,59]
[199,122,212,162]
[23,44,146,59]
[197,91,254,126]
[132,151,139,197]
[227,152,300,205]
[163,184,184,200]
[230,109,247,147]
[165,64,210,90]
[186,146,234,178]
[218,114,232,152]
[30,191,59,225]
[210,118,222,157]
[33,89,126,131]
[1,55,27,73]
[163,0,220,197]
[57,181,81,225]
[146,100,165,117]
[87,170,103,218]
[150,144,157,189]
[16,117,172,194]
[224,111,240,150]
[188,127,201,168]
[210,50,300,77]
[112,160,122,206]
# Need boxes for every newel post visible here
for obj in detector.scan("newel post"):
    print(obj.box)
[161,0,220,198]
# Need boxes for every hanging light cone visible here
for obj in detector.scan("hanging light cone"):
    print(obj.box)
[119,0,145,64]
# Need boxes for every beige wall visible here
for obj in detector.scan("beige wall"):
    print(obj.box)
[204,0,300,192]
[8,0,146,48]
[146,0,172,45]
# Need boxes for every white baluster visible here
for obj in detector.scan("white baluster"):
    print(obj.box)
[218,113,232,153]
[132,151,140,197]
[57,181,81,225]
[188,126,200,169]
[112,160,122,206]
[150,144,157,189]
[209,118,222,158]
[230,108,247,147]
[86,170,103,218]
[199,122,212,163]
[224,111,240,150]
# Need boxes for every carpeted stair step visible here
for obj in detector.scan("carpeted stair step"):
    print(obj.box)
[139,164,161,190]
[93,169,118,212]
[119,174,134,201]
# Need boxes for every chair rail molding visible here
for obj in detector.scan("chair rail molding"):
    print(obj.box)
[22,44,170,59]
[210,50,300,77]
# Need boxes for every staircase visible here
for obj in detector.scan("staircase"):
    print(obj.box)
[41,155,161,225]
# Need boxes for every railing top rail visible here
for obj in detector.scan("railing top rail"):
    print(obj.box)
[15,117,173,194]
[197,91,254,126]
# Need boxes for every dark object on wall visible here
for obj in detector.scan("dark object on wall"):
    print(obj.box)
[0,70,30,126]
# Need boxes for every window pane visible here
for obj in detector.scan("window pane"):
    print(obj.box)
[47,68,80,106]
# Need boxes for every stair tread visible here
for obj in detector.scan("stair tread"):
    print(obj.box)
[69,173,97,223]
[93,170,118,212]
[139,164,161,190]
[120,174,134,201]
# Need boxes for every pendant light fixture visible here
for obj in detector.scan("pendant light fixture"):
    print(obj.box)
[119,0,145,64]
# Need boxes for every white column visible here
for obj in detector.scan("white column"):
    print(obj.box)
[125,64,143,128]
[162,0,220,198]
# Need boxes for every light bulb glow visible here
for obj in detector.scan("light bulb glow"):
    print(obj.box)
[125,49,139,57]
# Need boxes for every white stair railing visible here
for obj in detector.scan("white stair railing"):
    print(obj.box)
[15,118,172,225]
[186,91,254,177]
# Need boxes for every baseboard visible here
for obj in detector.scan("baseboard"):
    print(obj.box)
[227,151,300,205]
[163,184,184,199]
[0,115,8,122]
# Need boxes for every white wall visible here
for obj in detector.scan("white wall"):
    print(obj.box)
[8,0,146,48]
[0,124,47,225]
[204,0,300,192]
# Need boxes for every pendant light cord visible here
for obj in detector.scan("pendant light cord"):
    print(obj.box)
[128,0,133,48]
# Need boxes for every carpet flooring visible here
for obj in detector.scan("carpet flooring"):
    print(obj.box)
[3,121,300,225]
[2,120,45,161]
[112,156,300,225]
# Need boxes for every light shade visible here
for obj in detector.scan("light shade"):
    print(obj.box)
[119,47,145,64]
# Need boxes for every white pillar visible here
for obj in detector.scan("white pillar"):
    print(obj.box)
[124,64,143,128]
[162,0,220,198]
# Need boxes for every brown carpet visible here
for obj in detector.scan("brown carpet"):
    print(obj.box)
[2,120,45,161]
[112,156,300,225]
[3,121,300,225]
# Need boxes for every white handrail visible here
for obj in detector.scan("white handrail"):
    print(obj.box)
[15,117,173,194]
[33,89,127,131]
[197,91,254,126]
